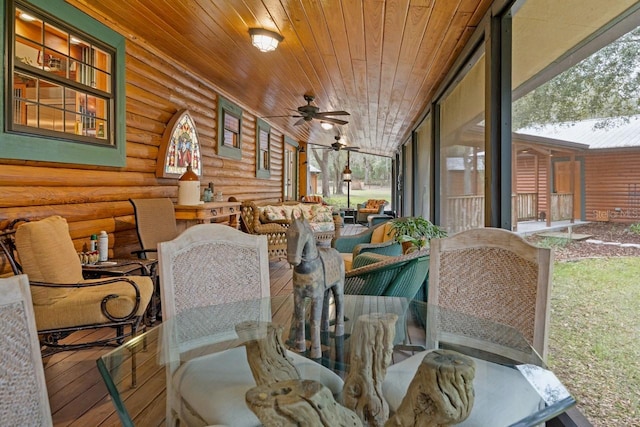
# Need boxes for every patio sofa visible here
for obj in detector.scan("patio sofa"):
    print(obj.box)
[240,201,342,258]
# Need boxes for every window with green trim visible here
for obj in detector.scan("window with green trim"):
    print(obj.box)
[1,0,126,167]
[256,118,271,178]
[217,96,242,160]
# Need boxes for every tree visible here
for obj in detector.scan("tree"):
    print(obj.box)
[514,27,640,130]
[311,148,331,197]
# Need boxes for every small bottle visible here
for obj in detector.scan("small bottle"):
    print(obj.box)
[90,234,98,252]
[97,123,105,138]
[98,230,109,262]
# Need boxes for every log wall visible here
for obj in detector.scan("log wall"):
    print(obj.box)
[0,38,289,260]
[583,148,640,223]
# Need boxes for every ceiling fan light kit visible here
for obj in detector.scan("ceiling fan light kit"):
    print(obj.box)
[320,122,334,130]
[249,28,283,52]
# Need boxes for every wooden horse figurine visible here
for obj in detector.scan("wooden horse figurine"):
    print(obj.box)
[287,215,345,359]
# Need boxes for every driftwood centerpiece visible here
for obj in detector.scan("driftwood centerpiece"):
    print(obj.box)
[246,379,363,427]
[343,313,398,427]
[385,349,475,427]
[236,320,300,386]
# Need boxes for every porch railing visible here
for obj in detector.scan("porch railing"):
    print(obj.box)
[550,193,573,221]
[515,192,538,221]
[446,192,570,232]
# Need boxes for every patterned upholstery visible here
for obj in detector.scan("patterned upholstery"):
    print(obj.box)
[356,199,387,223]
[0,275,52,426]
[240,201,342,259]
[301,195,325,204]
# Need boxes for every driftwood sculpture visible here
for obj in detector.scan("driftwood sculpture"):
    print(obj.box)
[385,349,475,427]
[246,379,363,427]
[287,216,345,359]
[343,313,398,427]
[236,320,300,386]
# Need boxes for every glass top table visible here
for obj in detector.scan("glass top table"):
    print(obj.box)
[97,295,575,427]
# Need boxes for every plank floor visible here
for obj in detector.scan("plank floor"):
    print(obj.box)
[45,223,368,426]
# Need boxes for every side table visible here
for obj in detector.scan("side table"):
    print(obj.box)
[82,258,160,325]
[342,208,357,225]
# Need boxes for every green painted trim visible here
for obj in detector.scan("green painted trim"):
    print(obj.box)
[284,136,299,148]
[256,118,271,178]
[217,96,243,160]
[284,136,299,199]
[1,0,126,167]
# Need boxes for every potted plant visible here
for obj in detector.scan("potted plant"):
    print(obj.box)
[388,217,447,253]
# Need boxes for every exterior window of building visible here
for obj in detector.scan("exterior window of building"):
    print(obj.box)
[11,2,113,144]
[256,118,271,178]
[2,0,126,166]
[217,96,243,160]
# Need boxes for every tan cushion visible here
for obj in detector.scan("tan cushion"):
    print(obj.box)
[370,222,395,244]
[365,199,385,209]
[15,216,83,289]
[341,253,353,271]
[31,276,154,330]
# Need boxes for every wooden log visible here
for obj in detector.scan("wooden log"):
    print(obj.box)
[0,165,163,187]
[343,313,398,427]
[236,321,300,386]
[385,350,475,427]
[246,379,363,427]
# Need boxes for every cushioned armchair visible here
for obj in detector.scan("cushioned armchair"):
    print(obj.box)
[332,221,402,270]
[345,250,429,299]
[356,199,387,224]
[0,216,154,355]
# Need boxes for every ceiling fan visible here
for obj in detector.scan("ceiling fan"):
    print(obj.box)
[317,135,360,152]
[264,94,350,126]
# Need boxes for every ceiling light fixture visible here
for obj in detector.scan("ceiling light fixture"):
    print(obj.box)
[249,28,284,52]
[320,122,333,130]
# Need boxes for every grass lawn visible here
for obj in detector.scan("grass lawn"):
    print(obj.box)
[323,186,392,210]
[549,257,640,426]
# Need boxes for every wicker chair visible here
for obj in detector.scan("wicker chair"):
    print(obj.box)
[356,199,386,224]
[427,227,553,361]
[0,216,154,355]
[344,250,429,299]
[130,198,179,260]
[158,223,343,427]
[0,274,52,426]
[382,228,554,426]
[332,220,402,270]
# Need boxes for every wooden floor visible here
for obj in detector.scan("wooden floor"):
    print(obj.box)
[45,223,367,426]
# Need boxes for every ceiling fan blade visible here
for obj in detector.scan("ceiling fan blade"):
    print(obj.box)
[318,117,349,126]
[294,117,306,126]
[316,111,350,117]
[261,114,297,118]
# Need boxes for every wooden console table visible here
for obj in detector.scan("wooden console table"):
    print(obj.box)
[174,201,241,232]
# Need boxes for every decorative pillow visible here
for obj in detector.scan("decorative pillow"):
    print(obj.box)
[15,215,84,284]
[300,204,314,220]
[366,199,386,209]
[282,205,302,220]
[310,205,333,223]
[260,206,287,221]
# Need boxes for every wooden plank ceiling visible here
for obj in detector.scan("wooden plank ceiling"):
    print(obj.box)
[69,0,492,157]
